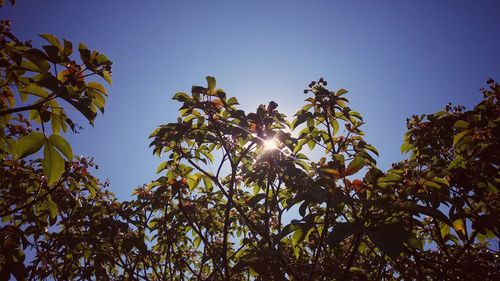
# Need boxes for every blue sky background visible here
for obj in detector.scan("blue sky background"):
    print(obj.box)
[2,0,499,200]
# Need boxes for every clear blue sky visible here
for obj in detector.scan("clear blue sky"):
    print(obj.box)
[2,0,499,200]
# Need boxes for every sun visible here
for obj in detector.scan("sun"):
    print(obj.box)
[263,139,279,151]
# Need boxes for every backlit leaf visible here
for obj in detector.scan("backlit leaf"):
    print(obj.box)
[42,142,65,185]
[40,34,62,49]
[345,157,364,176]
[48,134,73,160]
[16,132,45,159]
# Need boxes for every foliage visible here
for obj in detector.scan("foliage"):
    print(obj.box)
[1,3,499,279]
[125,77,498,280]
[0,17,129,280]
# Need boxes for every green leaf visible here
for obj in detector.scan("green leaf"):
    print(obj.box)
[16,132,45,159]
[293,139,307,154]
[328,223,359,247]
[62,39,73,56]
[203,176,213,191]
[367,223,416,258]
[156,161,168,174]
[20,60,45,73]
[432,177,450,187]
[319,167,341,179]
[453,120,468,129]
[400,142,412,154]
[78,42,90,62]
[337,89,348,96]
[25,50,51,72]
[440,224,450,239]
[226,97,239,106]
[307,140,316,150]
[422,180,442,189]
[364,144,379,156]
[398,202,451,225]
[453,130,471,146]
[42,142,65,185]
[377,173,401,185]
[40,34,62,49]
[6,138,17,156]
[87,82,108,96]
[453,219,466,239]
[206,76,216,94]
[95,54,110,65]
[247,194,266,208]
[47,198,58,219]
[102,70,112,85]
[173,92,191,102]
[291,221,314,258]
[331,118,339,135]
[345,157,365,176]
[193,236,202,249]
[148,219,158,229]
[276,224,300,242]
[47,134,73,160]
[51,114,62,134]
[19,85,49,98]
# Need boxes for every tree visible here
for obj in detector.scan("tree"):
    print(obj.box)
[125,76,499,280]
[1,2,499,280]
[0,14,134,280]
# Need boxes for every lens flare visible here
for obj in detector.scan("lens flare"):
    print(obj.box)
[263,139,278,151]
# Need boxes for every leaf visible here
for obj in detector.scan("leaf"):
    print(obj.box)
[202,176,213,191]
[62,39,73,56]
[367,223,416,258]
[24,50,51,72]
[453,120,468,129]
[40,34,62,49]
[20,59,45,73]
[291,223,313,258]
[173,92,191,102]
[376,173,401,187]
[440,223,450,239]
[293,139,308,154]
[95,54,110,65]
[226,97,239,106]
[453,219,466,239]
[206,76,216,95]
[16,132,45,159]
[6,138,17,156]
[453,130,471,146]
[422,180,442,189]
[276,224,300,242]
[102,70,112,85]
[345,157,365,176]
[42,142,65,185]
[247,193,266,208]
[400,142,412,154]
[47,134,73,160]
[331,118,339,135]
[320,167,342,179]
[431,177,450,187]
[337,89,348,96]
[328,223,359,247]
[43,45,62,62]
[307,140,316,150]
[87,82,108,96]
[19,84,49,98]
[193,236,202,249]
[156,161,168,174]
[78,42,90,61]
[47,198,58,219]
[398,202,452,225]
[51,114,62,134]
